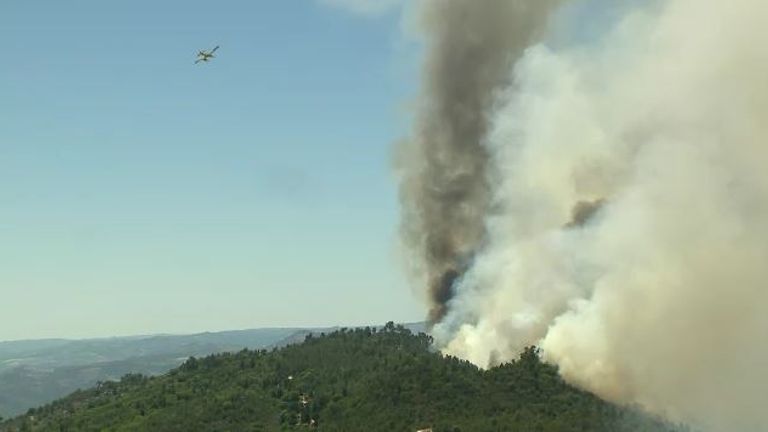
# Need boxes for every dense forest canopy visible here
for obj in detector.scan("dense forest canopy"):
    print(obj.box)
[0,324,687,432]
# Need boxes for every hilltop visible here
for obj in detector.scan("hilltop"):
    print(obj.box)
[0,324,685,431]
[0,328,306,417]
[0,324,429,418]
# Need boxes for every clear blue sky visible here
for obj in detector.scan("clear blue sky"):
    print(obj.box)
[0,0,423,340]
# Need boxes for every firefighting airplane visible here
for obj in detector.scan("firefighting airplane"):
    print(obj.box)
[195,46,219,64]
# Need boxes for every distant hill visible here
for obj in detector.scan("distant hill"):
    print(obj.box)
[0,323,426,418]
[0,328,305,417]
[0,323,687,432]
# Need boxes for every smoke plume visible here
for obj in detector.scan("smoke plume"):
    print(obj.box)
[399,0,768,430]
[396,0,562,323]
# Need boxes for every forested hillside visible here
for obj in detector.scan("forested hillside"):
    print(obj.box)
[0,328,309,417]
[0,324,686,432]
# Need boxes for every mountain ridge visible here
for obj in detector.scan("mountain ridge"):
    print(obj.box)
[0,323,425,418]
[0,323,687,432]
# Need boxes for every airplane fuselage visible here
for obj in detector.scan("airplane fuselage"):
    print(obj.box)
[195,46,219,64]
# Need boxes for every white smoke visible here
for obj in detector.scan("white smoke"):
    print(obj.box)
[430,0,768,430]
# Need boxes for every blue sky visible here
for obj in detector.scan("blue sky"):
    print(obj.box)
[0,0,629,341]
[0,0,423,340]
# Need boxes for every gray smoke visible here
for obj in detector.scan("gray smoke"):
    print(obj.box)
[565,199,605,228]
[396,0,562,323]
[423,0,768,430]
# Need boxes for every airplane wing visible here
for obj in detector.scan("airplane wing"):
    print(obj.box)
[195,58,203,64]
[210,46,219,54]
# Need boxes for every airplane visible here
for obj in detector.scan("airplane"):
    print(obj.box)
[195,46,219,64]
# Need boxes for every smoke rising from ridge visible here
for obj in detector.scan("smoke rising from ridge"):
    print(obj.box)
[399,0,768,430]
[396,0,562,323]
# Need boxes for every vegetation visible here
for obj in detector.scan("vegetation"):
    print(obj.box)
[0,327,310,418]
[0,323,686,432]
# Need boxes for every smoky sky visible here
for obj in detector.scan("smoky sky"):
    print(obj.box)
[396,0,562,324]
[422,0,768,430]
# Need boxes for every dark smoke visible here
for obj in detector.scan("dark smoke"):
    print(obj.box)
[565,199,606,228]
[397,0,563,324]
[428,268,462,323]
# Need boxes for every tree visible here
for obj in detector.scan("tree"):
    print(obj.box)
[20,418,32,432]
[6,326,686,432]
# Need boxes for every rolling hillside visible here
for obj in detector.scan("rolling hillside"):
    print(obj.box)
[0,328,305,417]
[0,324,686,432]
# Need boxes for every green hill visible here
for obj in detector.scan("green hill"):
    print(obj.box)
[0,328,317,418]
[0,323,686,432]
